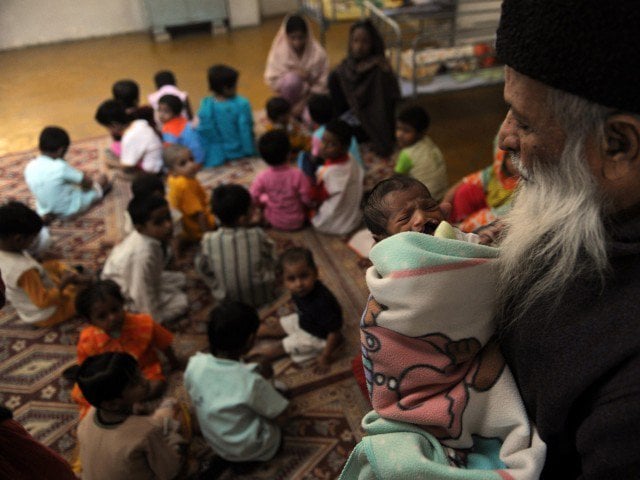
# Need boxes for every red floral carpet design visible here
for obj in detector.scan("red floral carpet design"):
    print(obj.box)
[0,137,392,479]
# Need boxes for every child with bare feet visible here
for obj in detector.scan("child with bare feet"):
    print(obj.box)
[249,247,343,374]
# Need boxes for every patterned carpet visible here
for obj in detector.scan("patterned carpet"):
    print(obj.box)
[0,136,392,479]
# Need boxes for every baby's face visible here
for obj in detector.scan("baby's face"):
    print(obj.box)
[383,185,443,237]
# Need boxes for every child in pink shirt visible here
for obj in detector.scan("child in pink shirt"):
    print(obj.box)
[250,130,313,231]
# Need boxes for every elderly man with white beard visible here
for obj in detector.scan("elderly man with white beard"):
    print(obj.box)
[494,0,640,478]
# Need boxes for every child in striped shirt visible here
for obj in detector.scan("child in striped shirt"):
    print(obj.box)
[197,184,276,308]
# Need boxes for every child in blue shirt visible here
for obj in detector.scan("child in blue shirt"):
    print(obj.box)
[24,127,110,219]
[185,302,289,462]
[197,65,256,167]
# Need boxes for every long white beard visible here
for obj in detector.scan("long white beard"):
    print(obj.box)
[497,138,610,325]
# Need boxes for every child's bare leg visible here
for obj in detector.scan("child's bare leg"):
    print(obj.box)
[257,317,286,338]
[247,341,287,363]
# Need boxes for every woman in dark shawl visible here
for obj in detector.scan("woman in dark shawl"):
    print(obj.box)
[328,20,401,157]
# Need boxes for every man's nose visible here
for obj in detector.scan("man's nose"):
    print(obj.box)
[498,111,518,153]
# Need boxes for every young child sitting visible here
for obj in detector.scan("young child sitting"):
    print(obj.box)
[344,175,545,478]
[0,202,89,327]
[250,130,313,231]
[112,79,157,130]
[184,302,289,463]
[70,279,180,417]
[307,94,362,167]
[310,120,364,235]
[197,64,256,167]
[262,96,310,153]
[394,105,448,201]
[76,352,185,480]
[148,70,192,122]
[158,94,204,164]
[197,184,276,308]
[249,247,343,374]
[163,144,215,242]
[123,173,183,239]
[24,126,110,220]
[95,99,163,175]
[101,196,188,323]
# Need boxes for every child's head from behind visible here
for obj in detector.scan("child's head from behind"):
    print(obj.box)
[128,195,173,242]
[157,94,183,124]
[364,176,443,241]
[0,202,43,252]
[207,64,238,98]
[321,120,351,159]
[77,352,148,411]
[211,184,251,227]
[163,144,200,178]
[396,106,430,149]
[154,70,176,89]
[207,302,260,357]
[307,94,334,127]
[75,280,126,335]
[39,126,70,158]
[278,247,318,298]
[266,96,291,125]
[112,79,140,108]
[131,172,165,199]
[95,100,131,136]
[258,130,291,167]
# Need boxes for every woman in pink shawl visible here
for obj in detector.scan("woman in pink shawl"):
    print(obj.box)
[264,14,329,116]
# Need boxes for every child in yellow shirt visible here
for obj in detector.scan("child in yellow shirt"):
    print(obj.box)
[163,145,215,243]
[0,202,89,327]
[263,97,311,154]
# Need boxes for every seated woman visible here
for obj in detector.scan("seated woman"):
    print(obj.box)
[264,14,329,117]
[442,138,520,233]
[328,20,400,157]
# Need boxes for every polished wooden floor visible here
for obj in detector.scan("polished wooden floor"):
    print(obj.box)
[0,15,507,181]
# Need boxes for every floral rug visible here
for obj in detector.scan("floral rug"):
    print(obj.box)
[0,136,392,479]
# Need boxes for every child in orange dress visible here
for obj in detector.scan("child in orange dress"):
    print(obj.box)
[71,279,181,418]
[164,144,215,243]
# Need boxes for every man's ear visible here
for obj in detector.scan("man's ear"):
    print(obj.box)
[602,114,640,181]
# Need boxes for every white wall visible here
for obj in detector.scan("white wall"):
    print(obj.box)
[0,0,298,50]
[0,0,148,50]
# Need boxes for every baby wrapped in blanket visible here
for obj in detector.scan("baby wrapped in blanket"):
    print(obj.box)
[343,176,545,479]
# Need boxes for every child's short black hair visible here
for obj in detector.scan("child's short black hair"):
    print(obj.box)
[154,70,176,88]
[207,65,239,96]
[211,184,251,226]
[324,119,352,148]
[307,94,334,125]
[266,97,290,122]
[131,172,165,198]
[364,175,430,236]
[95,100,130,126]
[397,105,431,133]
[76,352,139,407]
[39,126,70,154]
[207,301,260,355]
[158,94,183,116]
[163,144,190,171]
[75,279,124,320]
[258,130,290,166]
[285,14,308,35]
[128,195,169,226]
[112,79,140,108]
[277,246,317,276]
[0,202,43,238]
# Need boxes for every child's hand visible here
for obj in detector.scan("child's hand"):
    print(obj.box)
[58,271,79,290]
[314,355,331,375]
